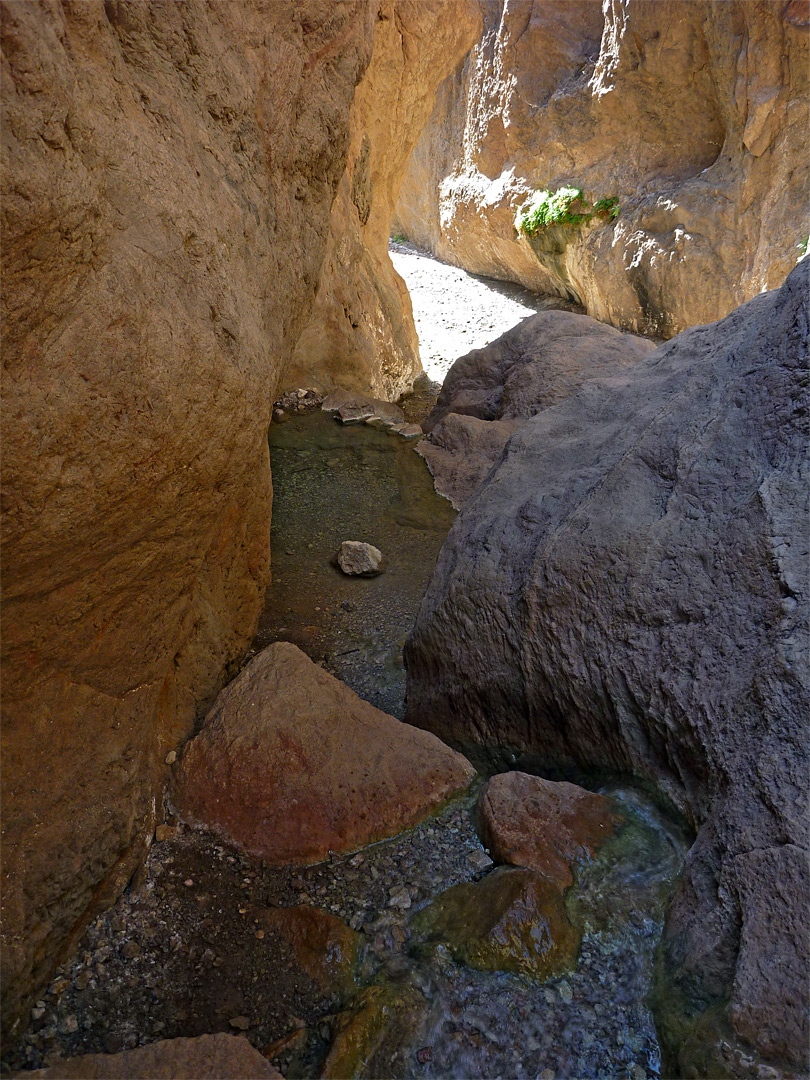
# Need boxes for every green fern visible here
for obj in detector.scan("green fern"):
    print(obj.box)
[516,188,621,235]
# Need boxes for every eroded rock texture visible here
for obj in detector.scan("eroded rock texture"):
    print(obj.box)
[286,0,481,399]
[404,260,810,1069]
[417,309,654,507]
[175,643,475,864]
[394,0,810,336]
[1,0,374,1034]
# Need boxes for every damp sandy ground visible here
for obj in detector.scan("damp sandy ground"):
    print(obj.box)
[389,240,581,384]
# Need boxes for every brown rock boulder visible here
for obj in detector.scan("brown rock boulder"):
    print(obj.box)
[413,866,580,982]
[15,1033,281,1079]
[287,0,481,400]
[174,642,475,863]
[417,309,654,506]
[395,0,809,337]
[478,772,619,888]
[1,1,375,1033]
[252,905,359,998]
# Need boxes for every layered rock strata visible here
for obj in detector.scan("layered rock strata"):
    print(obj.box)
[1,0,374,1034]
[405,260,810,1070]
[394,0,810,336]
[287,0,481,399]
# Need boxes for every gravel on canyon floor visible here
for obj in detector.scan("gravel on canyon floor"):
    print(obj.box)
[389,239,582,385]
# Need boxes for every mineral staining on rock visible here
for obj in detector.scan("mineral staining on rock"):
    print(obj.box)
[413,866,581,983]
[174,642,475,864]
[478,773,621,889]
[336,541,384,577]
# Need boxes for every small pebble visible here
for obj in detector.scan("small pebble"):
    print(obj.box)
[558,980,573,1005]
[255,930,265,940]
[229,1016,251,1031]
[164,750,177,765]
[183,879,194,887]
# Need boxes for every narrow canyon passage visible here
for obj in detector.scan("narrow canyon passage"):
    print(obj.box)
[2,2,806,1076]
[3,253,690,1079]
[388,240,580,385]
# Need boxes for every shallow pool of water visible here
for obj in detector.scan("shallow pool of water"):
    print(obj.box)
[251,410,455,718]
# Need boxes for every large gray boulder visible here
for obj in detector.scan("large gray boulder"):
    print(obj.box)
[404,259,809,1072]
[418,309,655,508]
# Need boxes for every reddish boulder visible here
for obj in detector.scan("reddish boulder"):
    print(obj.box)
[174,643,475,863]
[478,772,620,888]
[252,905,359,997]
[16,1033,281,1078]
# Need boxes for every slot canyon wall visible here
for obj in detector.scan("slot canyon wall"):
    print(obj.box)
[285,0,481,400]
[0,0,478,1036]
[394,0,810,337]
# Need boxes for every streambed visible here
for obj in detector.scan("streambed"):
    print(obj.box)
[4,411,688,1080]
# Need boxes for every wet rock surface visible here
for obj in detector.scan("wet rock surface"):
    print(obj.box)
[3,785,687,1080]
[174,642,475,864]
[479,773,621,888]
[412,866,581,982]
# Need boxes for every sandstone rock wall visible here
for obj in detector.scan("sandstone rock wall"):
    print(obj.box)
[394,0,810,337]
[286,0,481,400]
[404,259,810,1071]
[1,0,374,1034]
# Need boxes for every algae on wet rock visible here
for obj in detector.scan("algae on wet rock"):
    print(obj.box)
[321,983,427,1080]
[412,866,580,982]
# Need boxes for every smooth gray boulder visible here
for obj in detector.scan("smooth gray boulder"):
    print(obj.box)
[404,259,809,1072]
[417,310,655,508]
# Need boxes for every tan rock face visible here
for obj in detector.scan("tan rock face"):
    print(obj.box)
[478,773,620,889]
[287,0,482,400]
[395,0,810,336]
[174,642,475,863]
[15,1033,282,1079]
[1,0,375,1035]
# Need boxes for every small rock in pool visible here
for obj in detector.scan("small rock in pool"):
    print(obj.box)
[335,541,383,577]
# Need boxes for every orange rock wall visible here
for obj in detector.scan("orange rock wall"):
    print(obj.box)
[287,0,481,399]
[1,0,375,1034]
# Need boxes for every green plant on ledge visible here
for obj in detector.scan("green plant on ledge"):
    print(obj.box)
[515,187,620,236]
[593,195,620,220]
